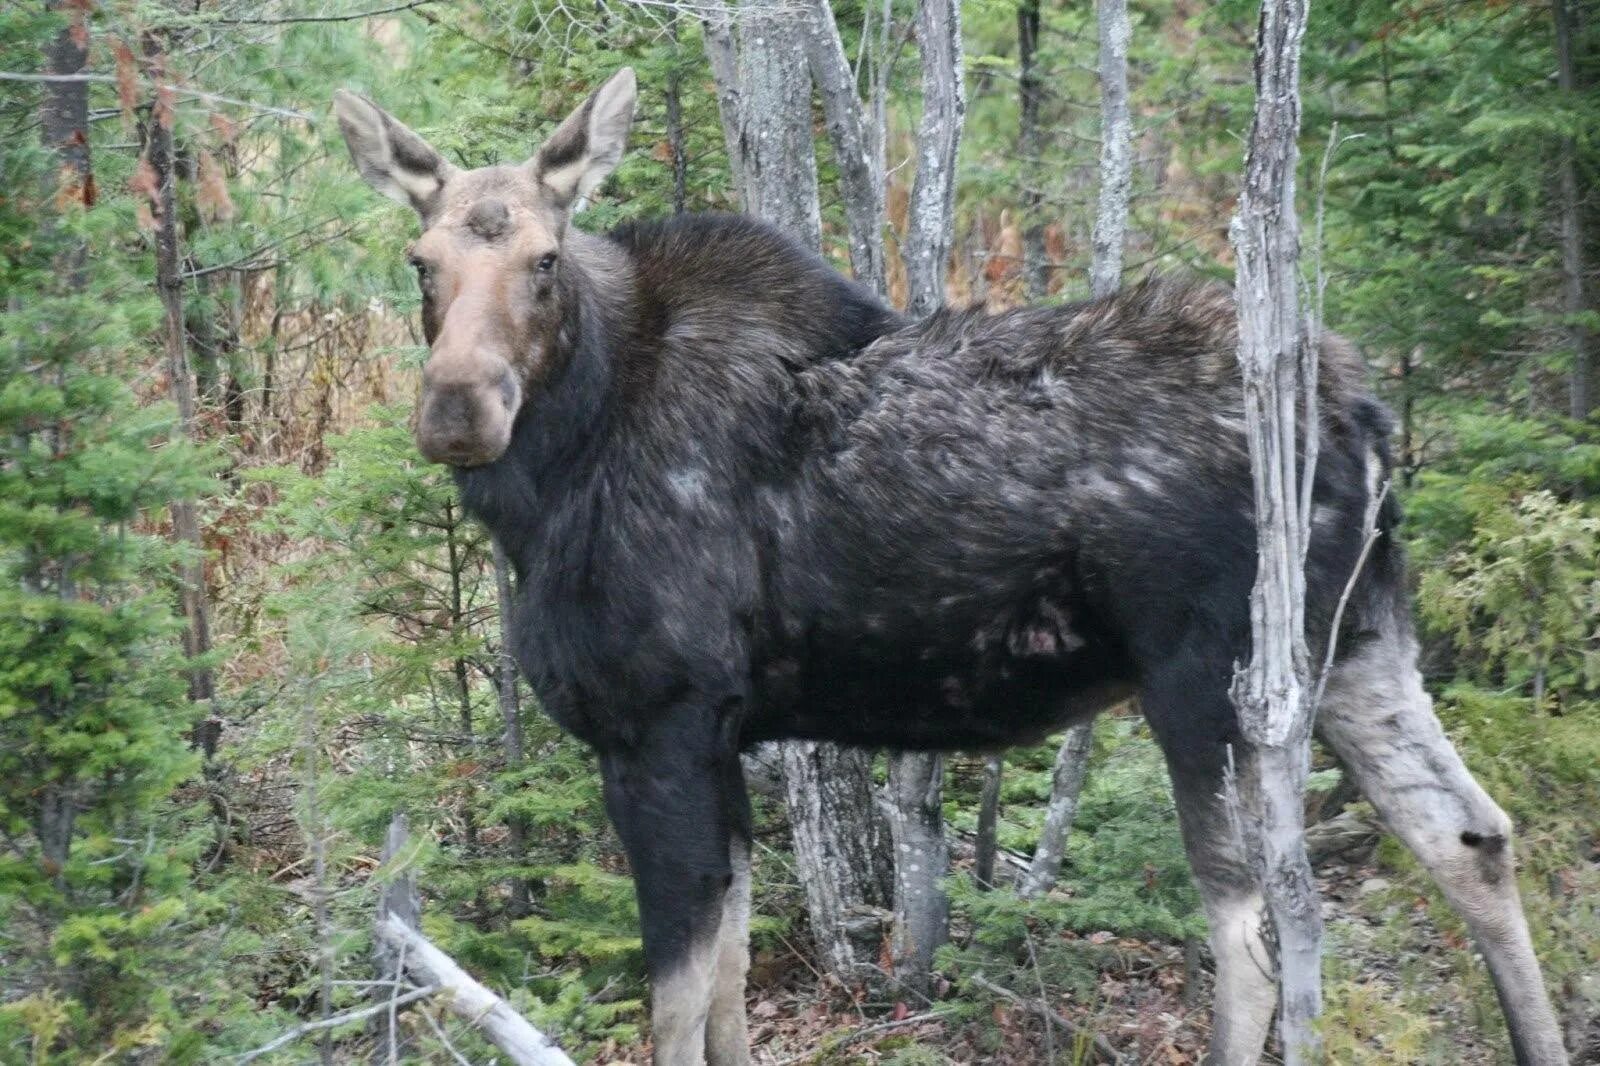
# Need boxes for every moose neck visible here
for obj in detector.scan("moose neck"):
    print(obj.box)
[452,228,634,572]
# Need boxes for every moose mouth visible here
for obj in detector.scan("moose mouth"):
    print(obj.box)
[413,372,519,468]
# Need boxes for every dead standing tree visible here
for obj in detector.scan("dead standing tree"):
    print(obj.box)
[884,0,965,993]
[143,36,221,760]
[1021,0,1133,902]
[722,0,897,984]
[1227,0,1321,1060]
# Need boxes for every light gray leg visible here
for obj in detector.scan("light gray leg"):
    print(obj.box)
[704,836,752,1066]
[1318,632,1568,1066]
[1161,747,1278,1065]
[651,948,715,1066]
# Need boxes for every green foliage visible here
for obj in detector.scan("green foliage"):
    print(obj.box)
[1419,489,1600,702]
[0,11,243,1058]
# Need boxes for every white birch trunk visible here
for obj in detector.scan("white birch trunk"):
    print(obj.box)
[902,0,966,319]
[884,752,949,995]
[973,755,1003,889]
[374,814,575,1066]
[701,0,747,205]
[1228,0,1322,1061]
[1089,0,1133,301]
[1019,721,1094,899]
[801,0,887,295]
[782,742,895,978]
[882,0,966,993]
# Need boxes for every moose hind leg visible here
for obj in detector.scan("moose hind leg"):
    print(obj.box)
[1144,669,1277,1066]
[601,703,743,1066]
[704,834,753,1066]
[1318,632,1568,1065]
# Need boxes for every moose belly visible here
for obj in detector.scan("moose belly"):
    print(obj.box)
[744,598,1138,750]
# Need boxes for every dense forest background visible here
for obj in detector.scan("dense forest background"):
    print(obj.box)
[1,0,1598,1062]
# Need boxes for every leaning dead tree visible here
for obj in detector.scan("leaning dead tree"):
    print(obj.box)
[373,815,576,1066]
[1227,0,1321,1061]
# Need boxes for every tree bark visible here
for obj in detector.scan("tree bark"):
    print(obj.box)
[782,743,895,978]
[1019,720,1094,899]
[1227,0,1322,1061]
[145,35,220,759]
[666,14,689,215]
[701,1,746,207]
[1089,0,1133,301]
[903,0,966,319]
[973,755,1002,889]
[1016,0,1047,300]
[1554,0,1592,420]
[801,0,887,295]
[885,752,949,996]
[375,816,576,1066]
[883,0,966,993]
[33,0,94,884]
[735,0,820,247]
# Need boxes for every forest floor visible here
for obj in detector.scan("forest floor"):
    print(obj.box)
[592,856,1527,1066]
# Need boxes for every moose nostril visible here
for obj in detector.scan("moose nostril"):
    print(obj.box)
[497,369,518,412]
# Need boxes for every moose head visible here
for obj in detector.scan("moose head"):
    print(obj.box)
[333,68,636,467]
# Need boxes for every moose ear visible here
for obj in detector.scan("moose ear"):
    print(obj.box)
[530,67,636,210]
[333,90,456,215]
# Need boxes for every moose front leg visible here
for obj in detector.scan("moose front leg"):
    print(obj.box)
[600,700,751,1066]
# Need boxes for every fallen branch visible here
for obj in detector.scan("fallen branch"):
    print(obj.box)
[236,984,439,1063]
[375,914,577,1066]
[375,813,574,1066]
[969,972,1122,1064]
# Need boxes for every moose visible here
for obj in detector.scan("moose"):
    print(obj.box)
[334,69,1569,1065]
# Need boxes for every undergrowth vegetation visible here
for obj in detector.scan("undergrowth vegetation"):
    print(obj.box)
[1,0,1597,1062]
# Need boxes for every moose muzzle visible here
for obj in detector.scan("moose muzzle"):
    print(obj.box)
[414,354,520,468]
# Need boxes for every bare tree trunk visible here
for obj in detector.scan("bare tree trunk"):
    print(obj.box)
[1019,720,1094,899]
[732,0,895,983]
[802,0,887,294]
[1017,0,1047,300]
[973,755,1002,889]
[1555,0,1593,420]
[300,682,335,1066]
[702,2,746,206]
[903,0,965,319]
[492,541,532,917]
[1089,0,1133,301]
[882,0,966,994]
[735,0,820,246]
[373,814,420,1058]
[1019,0,1136,897]
[782,743,895,977]
[374,816,576,1066]
[146,36,220,759]
[1227,0,1322,1061]
[667,14,689,215]
[885,752,949,995]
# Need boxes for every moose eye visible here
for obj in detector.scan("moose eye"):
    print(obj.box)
[537,252,558,273]
[409,257,431,282]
